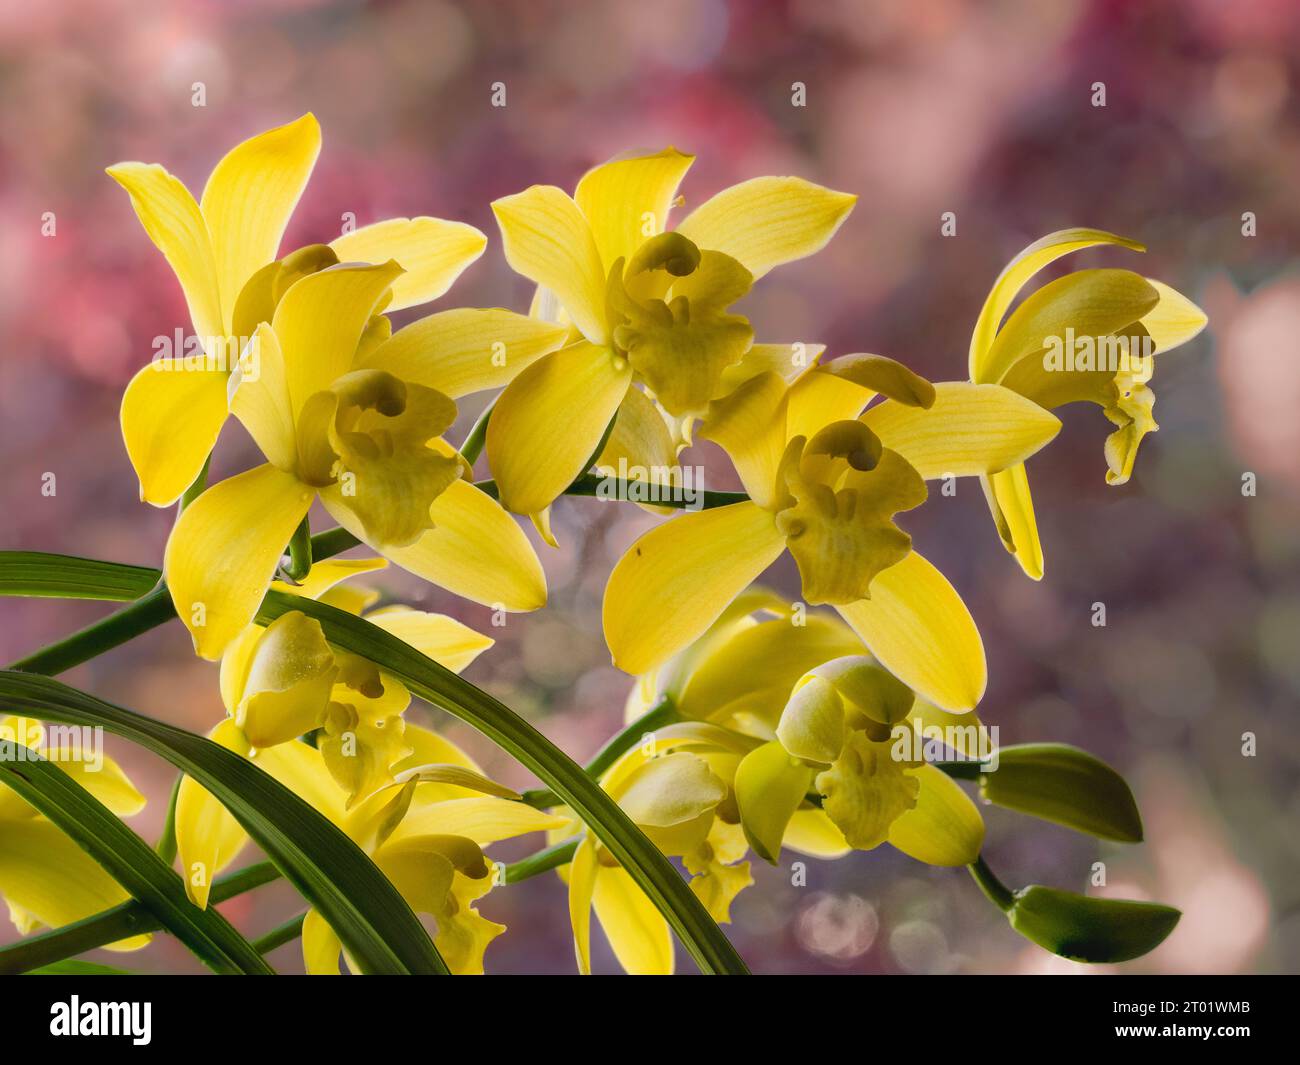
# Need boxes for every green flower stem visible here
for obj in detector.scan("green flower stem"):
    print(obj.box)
[504,838,579,883]
[8,586,175,676]
[179,454,211,511]
[968,854,1016,912]
[475,473,749,511]
[0,861,279,975]
[520,698,679,808]
[458,398,496,466]
[284,515,313,582]
[253,913,306,955]
[2,836,594,971]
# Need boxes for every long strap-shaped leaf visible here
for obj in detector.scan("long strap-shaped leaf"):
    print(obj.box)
[0,552,749,974]
[0,671,448,975]
[259,591,751,975]
[0,747,273,975]
[0,551,160,600]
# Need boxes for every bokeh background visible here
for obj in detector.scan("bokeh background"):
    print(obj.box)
[2,0,1297,974]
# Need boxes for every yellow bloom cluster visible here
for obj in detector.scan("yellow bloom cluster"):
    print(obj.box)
[0,115,1205,975]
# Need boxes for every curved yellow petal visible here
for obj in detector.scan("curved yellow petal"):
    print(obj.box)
[574,147,695,272]
[251,739,347,827]
[698,371,789,508]
[596,385,677,492]
[716,341,824,397]
[611,752,727,828]
[330,216,486,311]
[1,717,149,818]
[981,269,1159,387]
[969,228,1145,381]
[360,308,568,398]
[835,551,986,712]
[230,322,296,471]
[486,342,632,518]
[106,161,224,344]
[0,819,149,951]
[389,796,568,846]
[592,864,675,975]
[568,835,599,975]
[492,185,608,343]
[861,381,1061,479]
[271,261,405,420]
[302,908,343,975]
[271,556,388,603]
[120,361,230,506]
[176,720,250,908]
[165,463,314,660]
[734,740,814,863]
[675,176,856,280]
[783,807,851,859]
[322,477,547,612]
[364,609,493,673]
[887,763,985,866]
[981,464,1044,580]
[199,113,321,323]
[603,501,787,675]
[1141,279,1208,354]
[396,723,482,775]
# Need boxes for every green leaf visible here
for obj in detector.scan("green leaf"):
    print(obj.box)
[0,551,159,601]
[1007,885,1180,963]
[0,747,272,975]
[27,959,137,975]
[980,743,1143,842]
[0,672,448,975]
[260,591,750,975]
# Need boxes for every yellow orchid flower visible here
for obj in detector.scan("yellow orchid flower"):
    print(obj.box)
[164,260,558,659]
[968,229,1208,579]
[176,557,498,903]
[178,719,564,974]
[108,113,506,507]
[485,147,857,530]
[0,716,151,950]
[603,356,1063,711]
[560,591,984,974]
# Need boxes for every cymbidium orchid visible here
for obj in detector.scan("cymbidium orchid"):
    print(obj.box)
[0,717,150,950]
[165,256,562,659]
[109,114,504,507]
[485,148,856,536]
[603,356,1063,711]
[558,592,983,974]
[172,562,564,972]
[968,229,1208,579]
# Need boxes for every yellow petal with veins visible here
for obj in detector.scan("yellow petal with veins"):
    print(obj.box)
[165,463,314,660]
[861,381,1061,480]
[734,740,814,863]
[120,361,229,506]
[969,228,1145,381]
[981,269,1159,386]
[574,147,695,272]
[1141,280,1208,354]
[0,819,150,950]
[364,609,493,673]
[330,217,486,311]
[698,371,789,508]
[592,864,674,975]
[105,161,224,344]
[322,477,546,612]
[783,807,851,859]
[302,907,343,975]
[272,261,405,421]
[230,323,296,471]
[887,763,984,866]
[568,835,599,975]
[360,308,568,398]
[676,176,856,280]
[603,501,787,675]
[492,185,609,343]
[835,550,986,712]
[486,341,632,519]
[981,465,1044,580]
[175,719,250,908]
[200,113,321,324]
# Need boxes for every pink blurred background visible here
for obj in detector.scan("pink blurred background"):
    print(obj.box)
[1,0,1297,974]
